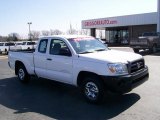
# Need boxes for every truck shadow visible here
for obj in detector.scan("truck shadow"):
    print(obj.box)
[0,77,140,120]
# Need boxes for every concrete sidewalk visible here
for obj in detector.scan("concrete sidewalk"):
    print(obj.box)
[0,56,8,60]
[109,47,134,52]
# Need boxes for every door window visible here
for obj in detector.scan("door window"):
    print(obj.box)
[50,39,71,56]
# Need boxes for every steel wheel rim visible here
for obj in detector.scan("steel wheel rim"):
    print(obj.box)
[18,68,25,80]
[85,82,99,100]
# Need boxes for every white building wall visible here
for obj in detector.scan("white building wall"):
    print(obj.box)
[82,12,157,29]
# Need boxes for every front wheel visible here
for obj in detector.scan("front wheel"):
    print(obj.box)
[81,76,105,104]
[17,65,30,83]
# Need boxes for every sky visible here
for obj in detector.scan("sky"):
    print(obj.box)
[0,0,157,37]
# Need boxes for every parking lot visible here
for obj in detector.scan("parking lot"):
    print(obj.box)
[0,48,160,120]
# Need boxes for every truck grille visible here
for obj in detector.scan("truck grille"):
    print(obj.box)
[128,59,145,73]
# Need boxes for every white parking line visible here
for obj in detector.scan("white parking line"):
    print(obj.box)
[0,56,8,60]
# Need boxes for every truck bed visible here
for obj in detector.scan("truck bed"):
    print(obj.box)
[8,49,35,75]
[130,38,148,46]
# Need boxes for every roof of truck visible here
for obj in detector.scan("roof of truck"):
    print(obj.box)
[40,35,94,39]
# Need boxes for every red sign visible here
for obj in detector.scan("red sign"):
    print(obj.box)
[71,37,95,41]
[84,19,118,27]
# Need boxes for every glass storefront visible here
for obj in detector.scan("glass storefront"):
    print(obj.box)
[107,29,129,44]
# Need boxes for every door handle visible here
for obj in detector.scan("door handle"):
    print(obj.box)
[47,58,52,61]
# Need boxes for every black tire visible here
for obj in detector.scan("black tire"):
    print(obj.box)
[5,49,8,55]
[81,75,105,104]
[17,65,30,83]
[133,48,139,53]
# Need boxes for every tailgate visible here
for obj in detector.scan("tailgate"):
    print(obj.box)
[130,38,148,46]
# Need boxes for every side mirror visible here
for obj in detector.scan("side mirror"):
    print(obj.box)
[105,43,108,47]
[59,48,72,56]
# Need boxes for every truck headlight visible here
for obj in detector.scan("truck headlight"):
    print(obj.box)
[108,63,128,74]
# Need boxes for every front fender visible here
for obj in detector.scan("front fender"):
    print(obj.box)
[72,60,108,86]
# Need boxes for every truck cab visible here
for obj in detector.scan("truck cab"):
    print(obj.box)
[130,32,160,53]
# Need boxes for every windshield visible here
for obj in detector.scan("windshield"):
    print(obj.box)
[16,43,23,45]
[68,37,108,54]
[5,43,15,46]
[22,42,26,45]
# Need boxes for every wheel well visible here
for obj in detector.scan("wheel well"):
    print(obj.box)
[77,71,101,87]
[15,61,25,75]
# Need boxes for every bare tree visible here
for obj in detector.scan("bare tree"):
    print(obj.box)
[66,23,78,35]
[31,31,40,39]
[8,33,20,42]
[50,29,63,35]
[0,36,3,42]
[67,29,78,35]
[80,29,90,35]
[41,30,50,36]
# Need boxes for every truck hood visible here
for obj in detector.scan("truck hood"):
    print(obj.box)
[78,50,143,63]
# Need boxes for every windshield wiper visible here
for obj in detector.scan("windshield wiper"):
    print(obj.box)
[95,49,106,51]
[79,51,94,54]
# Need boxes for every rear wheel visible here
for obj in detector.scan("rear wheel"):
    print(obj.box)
[81,75,105,104]
[17,65,30,83]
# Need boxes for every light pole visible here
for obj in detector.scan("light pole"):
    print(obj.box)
[28,22,32,40]
[157,0,160,32]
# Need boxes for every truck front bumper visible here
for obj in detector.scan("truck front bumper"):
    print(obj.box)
[101,66,149,93]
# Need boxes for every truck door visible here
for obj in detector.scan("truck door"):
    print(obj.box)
[158,33,160,47]
[34,39,48,78]
[46,39,73,84]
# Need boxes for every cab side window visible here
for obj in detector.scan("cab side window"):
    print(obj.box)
[50,39,71,56]
[38,39,48,53]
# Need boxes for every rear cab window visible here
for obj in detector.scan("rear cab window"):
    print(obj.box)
[38,39,48,53]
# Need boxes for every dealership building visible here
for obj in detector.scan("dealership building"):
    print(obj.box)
[82,0,160,45]
[82,12,158,45]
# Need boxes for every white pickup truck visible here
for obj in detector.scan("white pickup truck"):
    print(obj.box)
[20,41,37,50]
[0,42,15,54]
[8,35,149,103]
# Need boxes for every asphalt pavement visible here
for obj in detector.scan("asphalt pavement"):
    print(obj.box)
[0,48,160,120]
